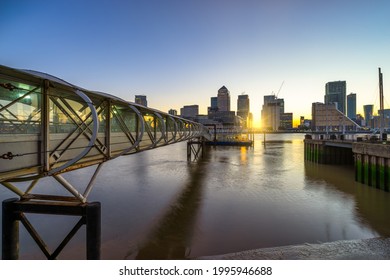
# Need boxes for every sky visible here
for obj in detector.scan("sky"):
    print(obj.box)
[1,0,390,128]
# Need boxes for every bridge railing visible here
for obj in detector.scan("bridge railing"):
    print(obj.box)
[0,65,210,182]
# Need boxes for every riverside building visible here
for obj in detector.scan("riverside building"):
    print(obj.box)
[311,102,359,132]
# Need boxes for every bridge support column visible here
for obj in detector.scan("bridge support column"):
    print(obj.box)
[2,198,19,260]
[2,198,101,260]
[187,138,205,162]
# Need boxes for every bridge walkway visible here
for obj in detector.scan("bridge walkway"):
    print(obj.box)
[0,65,211,203]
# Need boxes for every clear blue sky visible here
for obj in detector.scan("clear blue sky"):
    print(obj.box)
[1,0,390,127]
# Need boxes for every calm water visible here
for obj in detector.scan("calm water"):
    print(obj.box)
[1,133,390,259]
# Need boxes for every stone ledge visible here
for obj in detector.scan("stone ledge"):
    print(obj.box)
[197,238,390,260]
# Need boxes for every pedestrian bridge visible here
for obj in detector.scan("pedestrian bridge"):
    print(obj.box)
[0,65,211,202]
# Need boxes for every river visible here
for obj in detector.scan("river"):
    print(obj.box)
[1,133,390,259]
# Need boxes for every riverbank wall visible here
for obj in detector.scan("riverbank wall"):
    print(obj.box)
[353,142,390,191]
[303,138,353,165]
[304,137,390,191]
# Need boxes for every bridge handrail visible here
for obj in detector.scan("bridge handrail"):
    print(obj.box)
[0,64,211,182]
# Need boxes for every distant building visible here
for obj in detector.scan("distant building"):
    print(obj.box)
[208,111,237,127]
[135,95,147,107]
[303,119,312,129]
[211,97,218,109]
[237,94,250,127]
[311,102,359,132]
[355,114,365,127]
[325,81,346,114]
[378,108,390,129]
[206,86,240,128]
[196,114,208,120]
[180,105,198,119]
[300,116,305,127]
[280,113,293,130]
[363,104,374,128]
[298,116,311,130]
[347,93,357,120]
[261,95,284,131]
[371,116,381,129]
[217,86,230,112]
[247,112,253,128]
[168,109,177,116]
[208,96,218,115]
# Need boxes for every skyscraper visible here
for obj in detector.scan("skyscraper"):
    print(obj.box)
[207,97,218,116]
[208,87,237,127]
[217,86,230,112]
[135,95,147,107]
[325,81,346,114]
[261,95,284,131]
[211,97,218,110]
[347,93,357,120]
[237,94,249,120]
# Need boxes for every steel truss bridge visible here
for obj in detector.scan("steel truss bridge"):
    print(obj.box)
[0,65,211,203]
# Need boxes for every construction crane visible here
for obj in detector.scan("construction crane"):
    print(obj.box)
[275,81,285,98]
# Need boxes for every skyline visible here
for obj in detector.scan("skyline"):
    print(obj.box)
[1,0,390,128]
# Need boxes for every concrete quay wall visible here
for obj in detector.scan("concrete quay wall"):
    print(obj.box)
[303,139,353,165]
[304,139,390,191]
[353,142,390,191]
